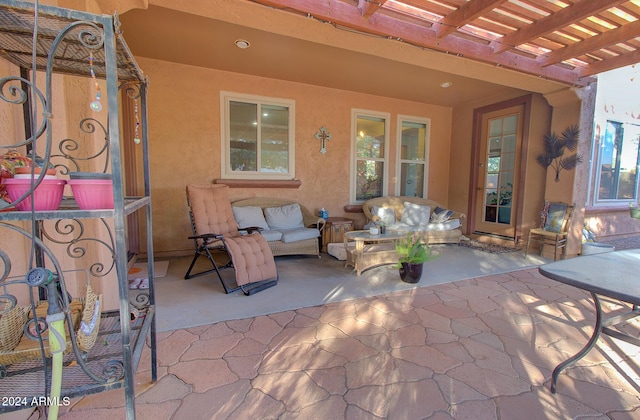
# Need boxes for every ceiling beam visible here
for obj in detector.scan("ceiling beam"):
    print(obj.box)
[435,0,509,39]
[540,19,640,67]
[251,0,591,86]
[491,0,627,54]
[359,0,387,19]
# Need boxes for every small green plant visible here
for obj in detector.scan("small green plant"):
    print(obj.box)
[395,233,433,265]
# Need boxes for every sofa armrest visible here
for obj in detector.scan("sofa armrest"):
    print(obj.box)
[308,218,326,232]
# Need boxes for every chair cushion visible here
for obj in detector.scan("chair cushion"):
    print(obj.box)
[224,235,277,287]
[278,228,320,243]
[400,202,431,226]
[187,184,238,237]
[371,206,396,225]
[264,203,305,229]
[232,206,269,230]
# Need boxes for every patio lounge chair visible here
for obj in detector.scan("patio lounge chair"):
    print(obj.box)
[184,184,278,295]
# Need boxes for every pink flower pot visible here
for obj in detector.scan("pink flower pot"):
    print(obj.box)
[3,178,66,211]
[68,179,114,210]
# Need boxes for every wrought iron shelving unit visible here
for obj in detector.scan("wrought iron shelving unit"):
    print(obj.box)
[0,2,156,418]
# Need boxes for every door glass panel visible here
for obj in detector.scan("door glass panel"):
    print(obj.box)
[483,114,518,225]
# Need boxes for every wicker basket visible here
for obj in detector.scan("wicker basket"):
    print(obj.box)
[0,305,28,353]
[76,286,102,352]
[0,300,83,366]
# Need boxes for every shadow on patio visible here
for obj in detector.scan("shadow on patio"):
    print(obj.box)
[20,246,640,419]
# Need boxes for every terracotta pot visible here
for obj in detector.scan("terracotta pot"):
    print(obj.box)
[15,167,56,176]
[399,262,423,283]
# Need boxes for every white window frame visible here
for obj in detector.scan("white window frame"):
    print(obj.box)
[395,115,430,198]
[350,109,390,203]
[220,91,295,180]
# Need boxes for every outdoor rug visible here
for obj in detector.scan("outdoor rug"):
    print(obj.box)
[127,260,170,280]
[458,239,522,254]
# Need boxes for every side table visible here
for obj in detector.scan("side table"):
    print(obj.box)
[322,217,354,252]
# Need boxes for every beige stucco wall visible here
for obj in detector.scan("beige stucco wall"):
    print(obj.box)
[139,57,455,256]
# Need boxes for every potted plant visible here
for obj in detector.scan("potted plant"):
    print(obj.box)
[395,233,434,283]
[629,201,640,219]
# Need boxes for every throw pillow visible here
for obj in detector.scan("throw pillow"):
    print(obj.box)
[400,202,431,226]
[232,206,269,230]
[430,206,455,223]
[543,202,568,233]
[264,203,305,229]
[371,206,396,226]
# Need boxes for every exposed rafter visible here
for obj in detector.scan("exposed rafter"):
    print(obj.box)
[435,0,510,39]
[491,0,628,53]
[359,0,387,19]
[250,0,640,86]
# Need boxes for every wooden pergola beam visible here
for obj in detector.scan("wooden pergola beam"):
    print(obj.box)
[491,0,627,54]
[435,0,509,39]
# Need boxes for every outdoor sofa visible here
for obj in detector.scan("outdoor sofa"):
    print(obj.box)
[231,197,325,257]
[362,196,465,244]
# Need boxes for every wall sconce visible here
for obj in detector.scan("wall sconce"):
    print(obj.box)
[314,126,332,155]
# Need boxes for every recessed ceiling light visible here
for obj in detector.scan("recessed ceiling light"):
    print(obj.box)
[235,39,250,49]
[440,81,453,88]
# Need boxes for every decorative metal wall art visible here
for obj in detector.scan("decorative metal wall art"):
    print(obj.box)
[314,126,332,154]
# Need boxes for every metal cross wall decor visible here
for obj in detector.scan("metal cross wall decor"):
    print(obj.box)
[314,126,332,155]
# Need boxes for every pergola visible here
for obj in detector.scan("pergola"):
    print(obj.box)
[253,0,640,86]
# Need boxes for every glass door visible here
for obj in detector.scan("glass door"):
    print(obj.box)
[473,105,523,238]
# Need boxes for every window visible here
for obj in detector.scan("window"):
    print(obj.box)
[595,120,640,202]
[220,92,295,180]
[351,110,389,202]
[397,117,429,198]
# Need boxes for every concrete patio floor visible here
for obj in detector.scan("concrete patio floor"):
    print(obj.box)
[52,264,640,419]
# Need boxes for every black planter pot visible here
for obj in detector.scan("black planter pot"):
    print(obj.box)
[399,262,423,283]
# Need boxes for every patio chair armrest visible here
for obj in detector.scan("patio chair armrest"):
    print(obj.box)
[188,233,223,243]
[239,226,264,234]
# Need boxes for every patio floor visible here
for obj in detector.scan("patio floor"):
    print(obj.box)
[53,260,640,419]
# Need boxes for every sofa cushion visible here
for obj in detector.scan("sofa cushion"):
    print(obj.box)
[232,206,269,230]
[264,203,305,229]
[400,202,431,226]
[278,227,320,243]
[389,218,461,233]
[261,230,283,241]
[371,206,396,225]
[430,206,455,223]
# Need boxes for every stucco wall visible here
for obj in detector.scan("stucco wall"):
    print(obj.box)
[139,57,455,256]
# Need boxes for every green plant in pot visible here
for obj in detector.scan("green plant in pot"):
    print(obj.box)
[395,233,434,283]
[629,201,640,219]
